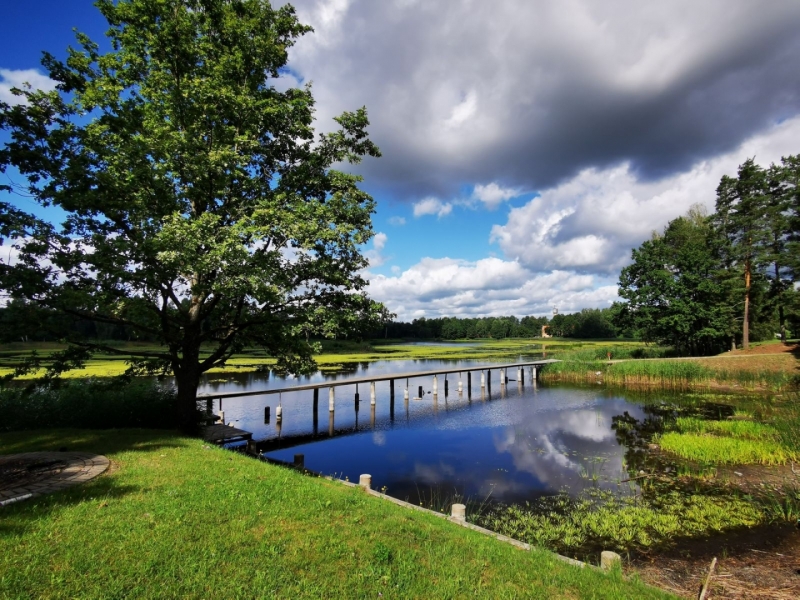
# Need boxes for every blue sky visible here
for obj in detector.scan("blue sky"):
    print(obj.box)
[3,1,800,320]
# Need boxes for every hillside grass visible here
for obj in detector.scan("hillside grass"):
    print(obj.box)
[0,429,671,600]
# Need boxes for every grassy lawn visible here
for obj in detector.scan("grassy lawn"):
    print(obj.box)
[0,429,672,599]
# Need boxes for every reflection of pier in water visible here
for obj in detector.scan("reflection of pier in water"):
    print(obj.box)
[198,360,557,441]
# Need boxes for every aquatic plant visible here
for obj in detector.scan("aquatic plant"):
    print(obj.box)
[473,488,763,558]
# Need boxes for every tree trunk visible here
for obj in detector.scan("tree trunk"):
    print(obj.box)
[775,261,786,343]
[743,261,750,350]
[175,364,202,436]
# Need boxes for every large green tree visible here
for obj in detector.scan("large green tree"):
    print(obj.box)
[714,159,771,349]
[617,206,735,355]
[0,0,384,432]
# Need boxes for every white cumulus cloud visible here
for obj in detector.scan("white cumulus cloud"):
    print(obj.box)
[472,182,523,209]
[413,197,453,218]
[0,68,58,106]
[366,257,618,320]
[490,115,800,274]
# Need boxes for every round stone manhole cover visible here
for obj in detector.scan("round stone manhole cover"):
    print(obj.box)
[0,452,110,507]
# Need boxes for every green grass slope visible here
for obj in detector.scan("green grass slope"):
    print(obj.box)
[0,430,672,599]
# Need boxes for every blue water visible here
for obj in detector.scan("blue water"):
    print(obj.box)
[200,360,649,505]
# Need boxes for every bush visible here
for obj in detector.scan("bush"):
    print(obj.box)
[0,379,177,431]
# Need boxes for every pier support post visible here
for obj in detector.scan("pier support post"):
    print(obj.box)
[370,381,376,405]
[389,379,395,400]
[219,410,225,425]
[328,411,334,436]
[371,404,376,428]
[329,387,335,412]
[313,388,319,417]
[418,385,423,399]
[433,375,438,395]
[480,371,485,388]
[404,383,409,400]
[517,367,522,384]
[444,378,449,396]
[246,439,258,455]
[264,406,270,424]
[276,405,282,420]
[487,370,491,393]
[359,474,372,490]
[458,374,463,394]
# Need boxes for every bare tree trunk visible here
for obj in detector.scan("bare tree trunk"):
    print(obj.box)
[743,261,750,350]
[775,261,786,343]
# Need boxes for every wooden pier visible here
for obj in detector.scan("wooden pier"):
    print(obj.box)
[201,424,253,445]
[196,359,558,437]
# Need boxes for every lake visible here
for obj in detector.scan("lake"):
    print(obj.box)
[199,359,655,506]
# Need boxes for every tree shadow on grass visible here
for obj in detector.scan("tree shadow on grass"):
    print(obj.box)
[0,428,193,535]
[0,476,140,536]
[0,428,189,456]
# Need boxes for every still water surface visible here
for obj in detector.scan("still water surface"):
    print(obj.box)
[199,359,650,505]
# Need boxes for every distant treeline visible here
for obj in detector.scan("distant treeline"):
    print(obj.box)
[366,307,626,340]
[0,301,625,343]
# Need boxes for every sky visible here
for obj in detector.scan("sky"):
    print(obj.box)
[2,0,800,321]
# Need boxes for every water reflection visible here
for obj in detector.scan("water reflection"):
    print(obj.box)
[206,359,688,505]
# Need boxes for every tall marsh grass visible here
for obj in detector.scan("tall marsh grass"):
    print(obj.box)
[542,353,795,391]
[0,379,177,431]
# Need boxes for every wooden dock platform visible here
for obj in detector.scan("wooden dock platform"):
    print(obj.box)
[201,424,253,445]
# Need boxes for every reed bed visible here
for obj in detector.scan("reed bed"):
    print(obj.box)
[542,354,795,392]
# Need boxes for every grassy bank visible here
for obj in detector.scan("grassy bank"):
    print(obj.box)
[0,430,670,599]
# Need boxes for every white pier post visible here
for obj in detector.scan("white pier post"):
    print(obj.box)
[458,373,463,393]
[370,381,376,405]
[329,387,335,412]
[433,375,438,395]
[480,371,485,388]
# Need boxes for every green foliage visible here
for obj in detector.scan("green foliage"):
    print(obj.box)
[657,432,796,465]
[0,379,177,431]
[0,0,385,430]
[617,206,736,355]
[475,489,763,558]
[617,156,800,354]
[658,413,797,464]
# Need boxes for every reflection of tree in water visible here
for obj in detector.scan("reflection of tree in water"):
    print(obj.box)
[612,401,735,476]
